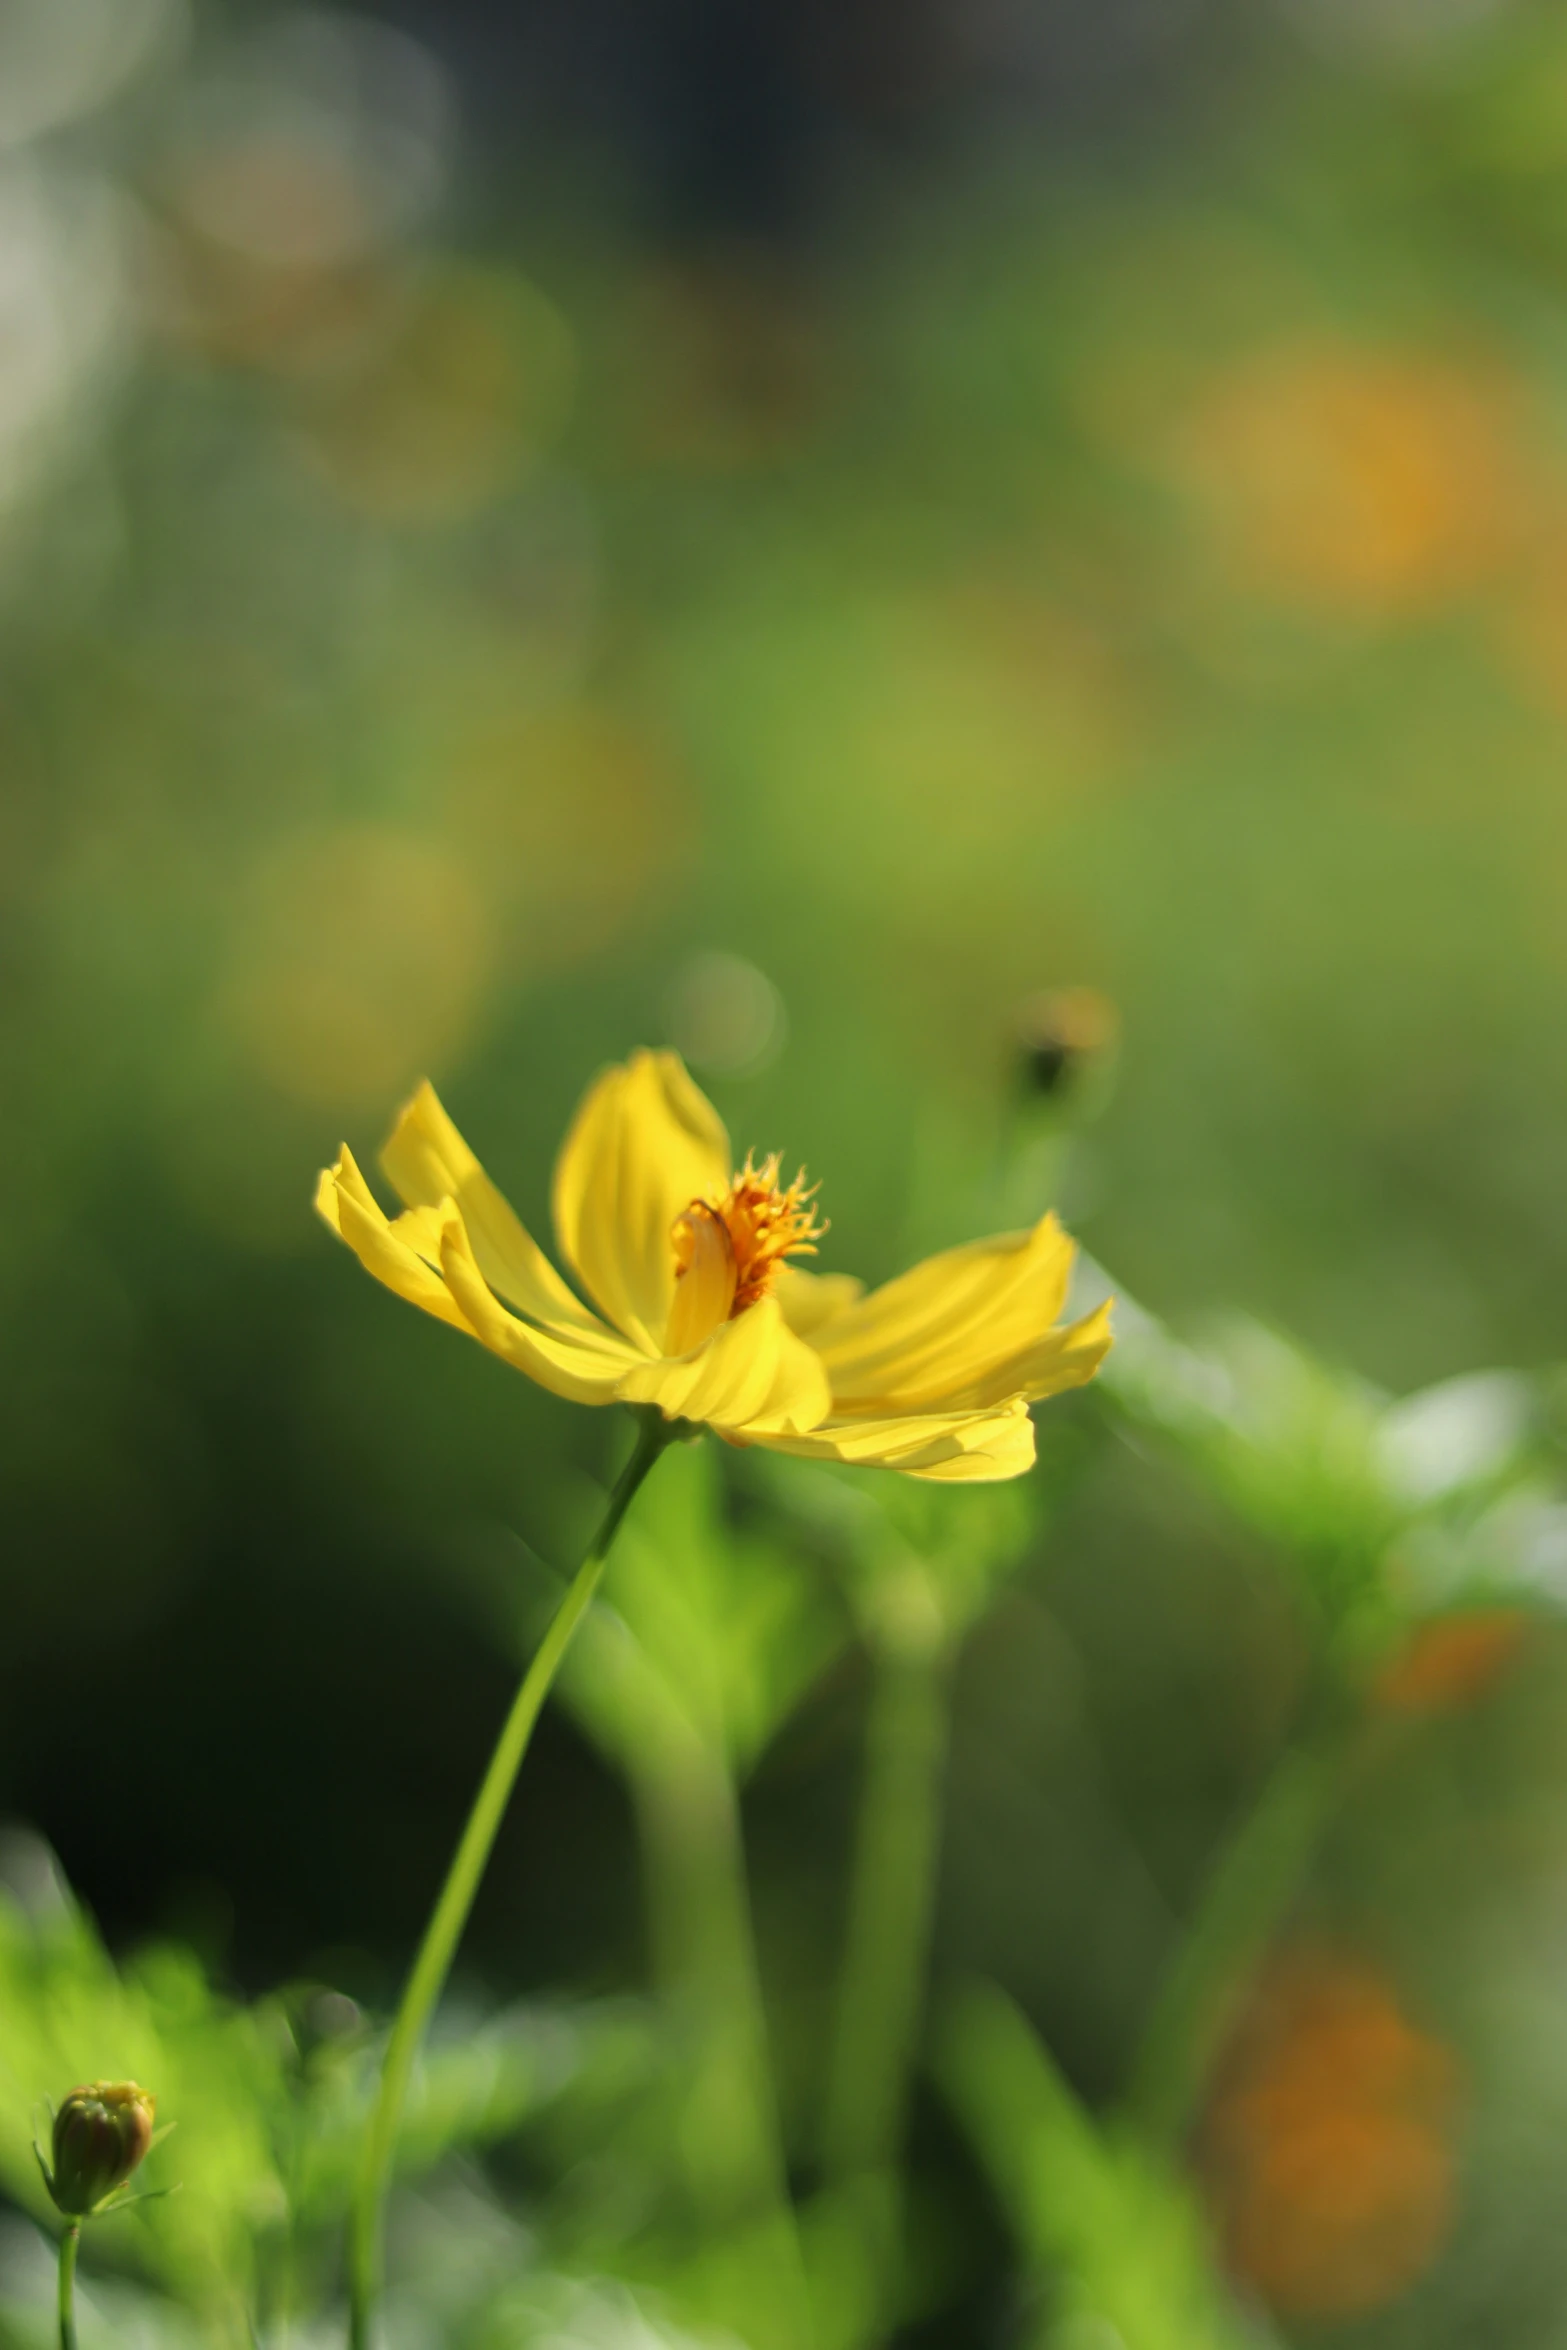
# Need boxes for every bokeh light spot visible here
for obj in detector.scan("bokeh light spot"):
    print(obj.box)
[0,0,184,150]
[220,823,494,1108]
[438,704,691,968]
[663,951,786,1078]
[0,164,135,516]
[1170,342,1532,622]
[294,262,575,520]
[1201,1946,1460,2319]
[163,9,451,268]
[1376,1608,1529,1713]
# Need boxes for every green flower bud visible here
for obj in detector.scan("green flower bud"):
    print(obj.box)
[49,2082,156,2216]
[1014,987,1120,1099]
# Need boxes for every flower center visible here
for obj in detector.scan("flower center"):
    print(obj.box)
[667,1152,826,1354]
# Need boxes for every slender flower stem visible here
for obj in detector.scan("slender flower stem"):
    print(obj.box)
[822,1594,950,2194]
[347,1410,674,2350]
[58,2222,79,2350]
[1127,1725,1347,2148]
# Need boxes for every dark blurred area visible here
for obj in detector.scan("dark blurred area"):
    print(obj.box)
[370,0,1237,232]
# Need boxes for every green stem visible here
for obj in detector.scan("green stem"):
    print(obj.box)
[1126,1727,1347,2147]
[822,1601,950,2190]
[635,1740,814,2350]
[638,1744,793,2222]
[58,2223,78,2350]
[347,1410,674,2350]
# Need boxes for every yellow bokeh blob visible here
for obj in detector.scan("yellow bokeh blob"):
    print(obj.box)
[221,823,494,1108]
[438,703,691,970]
[294,262,575,521]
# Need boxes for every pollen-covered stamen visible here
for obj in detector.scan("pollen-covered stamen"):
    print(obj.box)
[723,1151,827,1314]
[668,1150,826,1350]
[720,1152,825,1313]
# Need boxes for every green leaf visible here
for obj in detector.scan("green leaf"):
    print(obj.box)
[558,1441,852,1780]
[936,1983,1270,2350]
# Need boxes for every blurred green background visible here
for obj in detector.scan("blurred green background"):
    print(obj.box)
[11,0,1567,2342]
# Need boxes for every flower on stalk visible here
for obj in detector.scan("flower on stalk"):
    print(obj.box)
[316,1051,1112,1480]
[41,2082,156,2217]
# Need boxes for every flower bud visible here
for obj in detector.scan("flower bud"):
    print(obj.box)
[49,2082,156,2216]
[1014,987,1120,1099]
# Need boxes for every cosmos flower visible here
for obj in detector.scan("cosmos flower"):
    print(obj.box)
[315,1050,1111,1480]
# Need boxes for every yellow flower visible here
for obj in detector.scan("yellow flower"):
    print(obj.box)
[315,1051,1111,1480]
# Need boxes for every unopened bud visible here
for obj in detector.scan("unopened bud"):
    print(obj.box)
[1014,987,1120,1099]
[49,2082,156,2216]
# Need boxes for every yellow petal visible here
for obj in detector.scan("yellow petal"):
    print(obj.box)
[812,1215,1082,1413]
[774,1266,865,1337]
[438,1210,644,1404]
[665,1204,738,1356]
[759,1399,1036,1482]
[315,1147,473,1333]
[616,1295,831,1436]
[552,1051,731,1351]
[318,1146,641,1404]
[900,1412,1037,1481]
[929,1297,1113,1412]
[381,1081,619,1342]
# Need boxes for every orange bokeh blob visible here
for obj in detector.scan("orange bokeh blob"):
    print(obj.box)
[1200,1946,1460,2320]
[1171,343,1532,621]
[1375,1609,1529,1716]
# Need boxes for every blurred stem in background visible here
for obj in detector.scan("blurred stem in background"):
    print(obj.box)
[1127,1719,1349,2147]
[634,1734,815,2350]
[821,1561,951,2300]
[783,1000,1115,2323]
[993,995,1361,2160]
[347,1408,677,2350]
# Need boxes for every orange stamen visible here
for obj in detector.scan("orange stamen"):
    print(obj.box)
[673,1149,826,1322]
